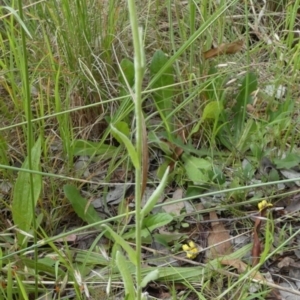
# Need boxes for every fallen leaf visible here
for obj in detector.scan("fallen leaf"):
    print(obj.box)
[280,169,300,186]
[203,40,244,59]
[163,189,184,216]
[221,259,282,299]
[207,211,232,258]
[221,258,265,282]
[278,257,295,269]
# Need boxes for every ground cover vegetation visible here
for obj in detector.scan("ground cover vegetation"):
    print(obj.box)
[1,0,300,299]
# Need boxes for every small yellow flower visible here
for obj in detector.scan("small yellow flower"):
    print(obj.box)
[258,200,273,212]
[182,240,200,259]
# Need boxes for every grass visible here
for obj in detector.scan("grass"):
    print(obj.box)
[1,0,300,299]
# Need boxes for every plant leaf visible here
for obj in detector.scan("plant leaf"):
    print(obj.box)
[72,140,117,157]
[141,167,169,217]
[12,137,42,246]
[143,213,173,231]
[274,153,300,169]
[111,121,130,144]
[123,213,173,240]
[116,251,136,297]
[110,124,139,169]
[182,154,211,184]
[150,50,174,131]
[141,269,160,288]
[202,101,223,121]
[63,184,103,225]
[119,58,135,89]
[102,224,137,265]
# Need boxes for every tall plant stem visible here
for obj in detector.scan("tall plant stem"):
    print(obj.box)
[17,0,38,297]
[126,1,145,299]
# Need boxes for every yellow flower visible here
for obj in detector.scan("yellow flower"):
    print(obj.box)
[258,200,273,212]
[182,240,200,259]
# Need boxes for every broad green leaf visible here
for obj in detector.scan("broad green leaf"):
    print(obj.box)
[156,160,172,180]
[274,153,300,169]
[186,185,205,198]
[143,213,173,231]
[102,224,137,265]
[63,184,103,225]
[141,167,169,217]
[111,121,130,144]
[183,154,212,184]
[141,269,160,288]
[202,101,223,121]
[111,124,139,169]
[153,232,185,246]
[123,213,173,240]
[12,137,42,246]
[72,140,117,157]
[118,58,135,89]
[116,251,136,297]
[150,50,174,131]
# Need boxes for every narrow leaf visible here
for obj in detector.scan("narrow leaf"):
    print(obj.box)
[232,72,257,137]
[102,224,137,265]
[3,6,32,38]
[116,251,136,297]
[141,269,160,287]
[72,140,117,157]
[111,124,139,169]
[141,167,169,217]
[63,184,103,225]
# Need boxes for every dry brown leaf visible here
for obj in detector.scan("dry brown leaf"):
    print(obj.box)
[252,216,262,267]
[221,258,265,282]
[168,128,185,172]
[203,40,244,59]
[278,257,295,269]
[163,188,184,216]
[221,259,282,299]
[207,211,232,258]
